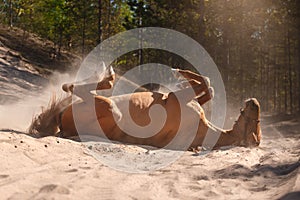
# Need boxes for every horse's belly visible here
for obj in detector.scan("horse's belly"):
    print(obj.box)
[109,95,205,148]
[61,93,208,148]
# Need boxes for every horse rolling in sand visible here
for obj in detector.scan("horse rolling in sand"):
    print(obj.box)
[29,65,261,150]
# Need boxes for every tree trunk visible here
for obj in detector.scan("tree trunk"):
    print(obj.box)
[198,0,205,46]
[287,29,293,113]
[259,47,264,105]
[97,0,102,44]
[284,74,288,113]
[138,8,143,66]
[82,1,87,57]
[9,0,13,27]
[274,66,278,112]
[58,26,63,54]
[298,39,300,113]
[266,63,270,112]
[107,0,111,37]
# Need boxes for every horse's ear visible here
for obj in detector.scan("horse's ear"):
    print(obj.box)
[105,65,115,76]
[98,61,114,77]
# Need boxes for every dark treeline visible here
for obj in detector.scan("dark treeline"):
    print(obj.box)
[0,0,299,114]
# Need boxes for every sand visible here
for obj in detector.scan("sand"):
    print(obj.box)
[0,117,299,200]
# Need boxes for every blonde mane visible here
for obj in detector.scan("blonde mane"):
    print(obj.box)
[28,95,73,137]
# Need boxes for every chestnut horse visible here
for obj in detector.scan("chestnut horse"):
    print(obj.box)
[29,66,261,150]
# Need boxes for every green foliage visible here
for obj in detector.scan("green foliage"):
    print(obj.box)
[0,0,299,113]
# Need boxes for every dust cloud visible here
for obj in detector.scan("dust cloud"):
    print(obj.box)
[0,72,75,132]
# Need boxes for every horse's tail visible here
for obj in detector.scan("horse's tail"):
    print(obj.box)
[28,95,73,137]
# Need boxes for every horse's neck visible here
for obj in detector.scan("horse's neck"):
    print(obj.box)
[206,120,225,133]
[221,115,247,146]
[55,96,78,125]
[231,115,246,137]
[206,117,243,148]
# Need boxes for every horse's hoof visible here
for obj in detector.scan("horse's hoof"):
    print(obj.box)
[62,83,74,93]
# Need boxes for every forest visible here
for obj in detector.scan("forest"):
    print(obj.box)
[0,0,299,114]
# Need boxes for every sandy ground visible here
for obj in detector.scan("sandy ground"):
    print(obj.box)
[0,117,299,200]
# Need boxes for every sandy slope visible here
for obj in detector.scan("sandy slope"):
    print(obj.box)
[0,119,299,200]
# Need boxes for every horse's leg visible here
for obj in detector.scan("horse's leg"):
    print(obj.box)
[196,87,214,106]
[63,74,115,92]
[170,79,208,104]
[173,69,210,86]
[177,79,213,97]
[173,69,214,105]
[62,66,115,100]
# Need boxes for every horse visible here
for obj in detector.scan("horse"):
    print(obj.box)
[28,65,261,150]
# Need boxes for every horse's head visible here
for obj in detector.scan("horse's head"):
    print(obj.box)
[96,65,115,90]
[234,98,261,147]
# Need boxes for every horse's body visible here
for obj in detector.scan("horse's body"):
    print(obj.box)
[29,67,261,149]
